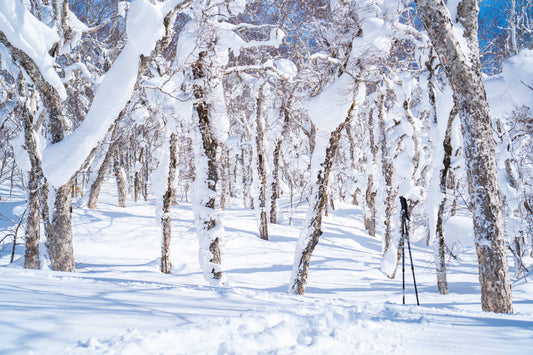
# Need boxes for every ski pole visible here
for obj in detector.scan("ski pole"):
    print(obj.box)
[402,225,405,305]
[406,233,420,306]
[399,196,420,306]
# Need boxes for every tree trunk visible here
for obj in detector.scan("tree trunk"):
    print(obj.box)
[434,104,457,295]
[378,91,395,256]
[161,133,178,274]
[241,147,250,209]
[192,51,223,281]
[47,183,75,272]
[271,102,292,224]
[365,175,377,236]
[255,83,269,240]
[365,109,378,236]
[134,146,144,202]
[87,125,120,209]
[113,150,127,208]
[219,149,229,210]
[19,77,42,269]
[416,0,513,313]
[289,104,355,295]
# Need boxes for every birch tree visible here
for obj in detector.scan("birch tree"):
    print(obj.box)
[415,0,513,313]
[0,0,193,271]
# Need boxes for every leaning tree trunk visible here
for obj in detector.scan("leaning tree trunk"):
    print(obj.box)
[416,0,513,313]
[161,133,178,274]
[87,124,120,209]
[289,104,355,295]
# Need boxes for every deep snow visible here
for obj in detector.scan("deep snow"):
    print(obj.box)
[1,180,533,354]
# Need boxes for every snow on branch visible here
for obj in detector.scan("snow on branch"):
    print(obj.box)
[0,0,67,100]
[222,59,297,81]
[42,0,193,188]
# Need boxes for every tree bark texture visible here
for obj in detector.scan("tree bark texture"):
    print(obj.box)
[20,102,42,269]
[47,183,75,272]
[378,92,395,257]
[255,84,269,240]
[365,109,378,237]
[192,51,222,281]
[270,101,292,224]
[161,133,178,274]
[416,0,513,313]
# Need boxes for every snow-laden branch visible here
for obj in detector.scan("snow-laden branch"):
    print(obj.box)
[42,0,193,188]
[219,22,278,32]
[0,0,67,100]
[222,59,297,81]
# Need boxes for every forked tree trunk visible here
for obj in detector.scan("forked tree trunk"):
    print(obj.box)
[416,0,513,313]
[161,133,178,274]
[289,103,355,295]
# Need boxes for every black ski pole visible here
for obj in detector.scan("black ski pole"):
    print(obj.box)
[406,232,420,306]
[399,196,420,306]
[402,225,406,305]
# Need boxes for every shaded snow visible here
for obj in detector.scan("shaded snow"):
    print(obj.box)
[2,179,532,354]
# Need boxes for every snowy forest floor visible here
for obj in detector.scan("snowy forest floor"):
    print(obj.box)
[1,180,533,354]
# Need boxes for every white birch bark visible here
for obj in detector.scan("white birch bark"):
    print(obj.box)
[415,0,513,313]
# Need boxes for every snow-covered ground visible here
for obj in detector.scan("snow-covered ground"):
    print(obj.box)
[1,180,532,354]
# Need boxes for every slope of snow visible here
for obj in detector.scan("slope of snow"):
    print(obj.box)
[1,180,532,354]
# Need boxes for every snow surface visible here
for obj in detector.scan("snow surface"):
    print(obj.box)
[502,49,533,110]
[1,180,533,354]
